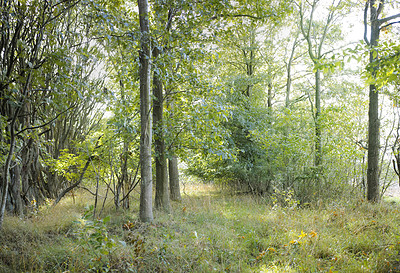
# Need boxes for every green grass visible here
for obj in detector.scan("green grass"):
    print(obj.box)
[1,184,400,272]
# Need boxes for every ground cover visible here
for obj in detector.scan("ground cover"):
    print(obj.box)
[1,183,400,272]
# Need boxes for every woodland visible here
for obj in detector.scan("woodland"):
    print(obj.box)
[1,0,400,272]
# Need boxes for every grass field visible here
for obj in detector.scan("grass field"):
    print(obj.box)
[1,183,400,272]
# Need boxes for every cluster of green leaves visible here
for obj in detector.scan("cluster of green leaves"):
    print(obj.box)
[73,205,121,271]
[374,41,400,90]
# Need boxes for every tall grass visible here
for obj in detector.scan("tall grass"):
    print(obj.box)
[1,183,400,272]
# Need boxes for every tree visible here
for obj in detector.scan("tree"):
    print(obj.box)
[297,0,347,170]
[153,46,170,212]
[152,4,177,212]
[138,0,153,222]
[364,0,400,202]
[0,0,95,229]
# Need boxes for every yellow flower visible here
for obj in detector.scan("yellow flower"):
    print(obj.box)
[298,230,307,239]
[267,247,276,253]
[309,230,318,237]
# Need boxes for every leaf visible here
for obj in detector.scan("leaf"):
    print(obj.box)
[372,50,378,59]
[103,215,111,224]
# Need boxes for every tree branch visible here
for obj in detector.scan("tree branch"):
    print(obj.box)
[16,104,76,136]
[380,20,400,30]
[77,186,98,196]
[364,1,370,46]
[376,0,384,17]
[379,13,400,24]
[210,14,267,20]
[52,135,103,207]
[52,155,93,207]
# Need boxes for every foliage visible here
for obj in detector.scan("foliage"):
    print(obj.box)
[373,41,400,90]
[72,205,119,271]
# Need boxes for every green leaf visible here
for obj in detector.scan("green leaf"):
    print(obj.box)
[372,50,378,59]
[103,215,111,224]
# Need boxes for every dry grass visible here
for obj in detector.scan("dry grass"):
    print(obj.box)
[1,183,400,272]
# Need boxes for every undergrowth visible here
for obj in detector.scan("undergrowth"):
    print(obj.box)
[1,184,400,272]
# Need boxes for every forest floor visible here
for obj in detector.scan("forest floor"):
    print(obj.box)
[1,182,400,273]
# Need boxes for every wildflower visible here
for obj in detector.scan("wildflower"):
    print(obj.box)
[309,230,318,238]
[267,247,276,253]
[298,230,307,239]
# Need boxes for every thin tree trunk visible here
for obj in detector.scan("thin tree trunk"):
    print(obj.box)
[285,37,297,108]
[122,140,130,209]
[166,88,181,202]
[153,47,170,212]
[0,79,28,229]
[10,164,23,216]
[267,82,272,110]
[314,69,322,168]
[138,0,153,222]
[365,0,382,202]
[367,82,380,202]
[0,125,15,229]
[169,155,181,201]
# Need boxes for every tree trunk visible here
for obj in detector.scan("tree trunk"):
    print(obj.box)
[314,69,322,168]
[0,109,18,229]
[115,140,128,210]
[364,0,400,202]
[366,0,381,202]
[138,0,154,222]
[267,82,272,110]
[169,155,181,201]
[153,47,170,212]
[122,140,130,209]
[10,164,23,216]
[367,83,380,202]
[285,37,297,108]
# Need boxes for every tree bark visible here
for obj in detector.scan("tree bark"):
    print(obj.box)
[365,0,381,202]
[138,0,154,222]
[153,47,170,212]
[0,106,19,229]
[314,69,322,168]
[10,164,23,216]
[169,155,181,201]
